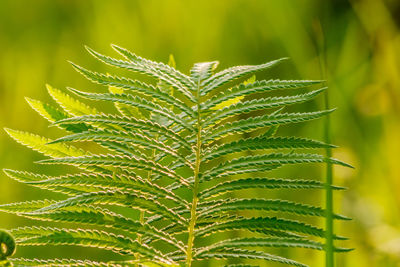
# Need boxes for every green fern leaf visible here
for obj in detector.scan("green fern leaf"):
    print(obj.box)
[3,169,186,205]
[70,63,195,117]
[38,154,189,185]
[25,97,69,123]
[196,237,325,256]
[203,79,322,110]
[203,136,336,162]
[111,44,195,91]
[67,88,194,132]
[46,84,97,116]
[200,58,287,96]
[200,178,344,199]
[4,128,87,158]
[196,216,346,239]
[197,198,350,220]
[108,85,144,118]
[23,206,184,251]
[49,129,190,166]
[204,88,326,126]
[85,46,195,102]
[26,97,90,133]
[195,247,306,267]
[29,191,187,226]
[202,153,351,181]
[204,109,335,142]
[190,61,219,83]
[10,258,178,267]
[200,237,351,254]
[12,227,174,263]
[53,114,192,150]
[9,258,110,266]
[0,200,57,213]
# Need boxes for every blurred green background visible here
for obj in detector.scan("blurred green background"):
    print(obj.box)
[0,0,399,266]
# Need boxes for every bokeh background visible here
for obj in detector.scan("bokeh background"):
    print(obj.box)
[0,0,399,266]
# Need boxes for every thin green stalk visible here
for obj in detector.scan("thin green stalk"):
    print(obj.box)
[313,19,335,267]
[324,90,334,267]
[185,83,202,267]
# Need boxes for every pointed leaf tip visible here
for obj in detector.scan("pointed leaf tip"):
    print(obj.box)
[84,45,97,56]
[65,87,81,95]
[3,127,12,135]
[68,60,78,68]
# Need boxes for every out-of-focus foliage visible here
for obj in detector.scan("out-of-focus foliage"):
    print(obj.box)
[0,0,399,266]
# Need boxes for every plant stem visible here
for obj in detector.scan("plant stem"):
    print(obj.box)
[313,19,335,267]
[324,90,334,267]
[185,83,202,267]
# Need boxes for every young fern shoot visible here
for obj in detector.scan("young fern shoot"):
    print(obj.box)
[0,44,351,267]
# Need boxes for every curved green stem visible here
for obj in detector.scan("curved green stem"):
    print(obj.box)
[185,83,202,267]
[313,19,335,267]
[324,90,334,267]
[0,230,16,261]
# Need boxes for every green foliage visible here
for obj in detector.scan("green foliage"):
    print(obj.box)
[1,45,351,266]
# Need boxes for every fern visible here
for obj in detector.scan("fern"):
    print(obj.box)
[0,45,351,266]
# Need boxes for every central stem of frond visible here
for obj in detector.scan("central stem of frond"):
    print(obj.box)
[185,84,202,267]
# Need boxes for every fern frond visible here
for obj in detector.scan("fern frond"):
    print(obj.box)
[194,247,307,267]
[28,191,187,226]
[38,154,189,185]
[111,44,195,91]
[53,114,193,150]
[109,85,144,118]
[196,237,325,256]
[26,97,90,133]
[204,109,335,142]
[4,128,87,158]
[12,227,174,263]
[85,46,195,102]
[200,58,287,96]
[22,206,184,251]
[202,153,350,181]
[9,258,111,267]
[203,79,322,110]
[200,178,344,199]
[196,216,345,239]
[10,258,178,267]
[3,169,186,205]
[203,136,336,162]
[67,88,194,132]
[197,199,350,220]
[49,129,190,166]
[25,97,68,123]
[204,88,326,126]
[0,200,57,214]
[70,63,195,117]
[46,84,97,116]
[198,237,351,255]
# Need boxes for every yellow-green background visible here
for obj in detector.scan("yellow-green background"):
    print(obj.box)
[0,0,399,266]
